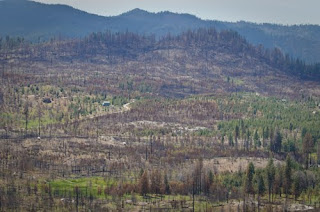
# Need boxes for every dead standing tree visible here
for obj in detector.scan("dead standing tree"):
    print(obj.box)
[24,99,30,136]
[37,101,43,137]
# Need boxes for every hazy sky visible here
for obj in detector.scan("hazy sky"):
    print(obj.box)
[33,0,320,25]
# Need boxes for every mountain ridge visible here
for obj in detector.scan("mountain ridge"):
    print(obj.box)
[1,0,320,63]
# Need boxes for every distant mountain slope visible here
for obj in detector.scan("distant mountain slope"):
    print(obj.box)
[224,22,320,64]
[0,0,108,40]
[1,0,320,63]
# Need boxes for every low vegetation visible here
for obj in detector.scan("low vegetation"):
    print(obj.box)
[0,29,320,211]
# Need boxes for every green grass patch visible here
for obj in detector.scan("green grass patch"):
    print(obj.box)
[49,177,118,198]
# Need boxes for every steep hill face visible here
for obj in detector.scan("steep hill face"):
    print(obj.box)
[1,0,320,63]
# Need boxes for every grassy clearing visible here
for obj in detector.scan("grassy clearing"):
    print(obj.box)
[49,177,118,198]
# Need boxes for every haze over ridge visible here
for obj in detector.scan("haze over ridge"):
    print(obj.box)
[33,0,320,26]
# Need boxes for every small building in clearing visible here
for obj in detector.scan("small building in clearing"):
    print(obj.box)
[102,101,110,106]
